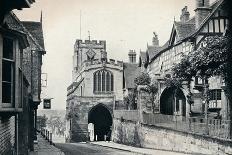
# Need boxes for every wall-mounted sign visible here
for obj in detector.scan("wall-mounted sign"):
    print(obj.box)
[43,98,51,109]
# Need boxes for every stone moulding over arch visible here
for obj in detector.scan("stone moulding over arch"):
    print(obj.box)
[159,86,188,116]
[88,103,113,118]
[159,86,189,101]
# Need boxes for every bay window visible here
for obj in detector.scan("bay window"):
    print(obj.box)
[0,33,24,112]
[2,37,15,107]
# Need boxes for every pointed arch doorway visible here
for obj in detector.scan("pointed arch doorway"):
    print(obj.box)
[88,104,112,141]
[160,87,186,116]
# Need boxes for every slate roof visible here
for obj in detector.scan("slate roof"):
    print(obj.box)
[123,63,141,89]
[4,12,26,33]
[174,21,195,41]
[148,41,169,63]
[146,45,161,62]
[139,52,147,63]
[22,21,45,49]
[4,12,45,52]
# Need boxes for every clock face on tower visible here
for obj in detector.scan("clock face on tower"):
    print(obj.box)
[86,48,96,59]
[86,44,96,59]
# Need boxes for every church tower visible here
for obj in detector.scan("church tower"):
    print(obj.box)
[72,39,106,80]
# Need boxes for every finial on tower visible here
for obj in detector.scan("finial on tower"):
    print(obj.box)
[88,31,91,41]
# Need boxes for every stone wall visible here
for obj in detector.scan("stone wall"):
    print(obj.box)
[112,118,232,155]
[0,116,15,155]
[67,96,114,142]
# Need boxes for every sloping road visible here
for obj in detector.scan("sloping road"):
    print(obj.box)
[55,143,142,155]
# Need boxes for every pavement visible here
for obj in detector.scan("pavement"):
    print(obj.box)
[90,141,189,155]
[29,134,65,155]
[29,134,199,155]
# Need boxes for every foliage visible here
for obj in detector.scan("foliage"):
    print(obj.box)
[134,72,159,113]
[47,116,66,134]
[172,54,195,82]
[172,35,232,117]
[37,114,47,129]
[124,91,137,110]
[172,36,230,80]
[164,77,182,89]
[134,72,151,86]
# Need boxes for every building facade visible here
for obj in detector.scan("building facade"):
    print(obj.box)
[141,0,229,119]
[66,39,123,142]
[0,6,45,155]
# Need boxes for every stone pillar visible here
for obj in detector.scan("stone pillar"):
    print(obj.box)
[179,100,183,116]
[221,88,229,120]
[34,107,38,141]
[174,96,177,115]
[137,85,151,122]
[182,82,191,118]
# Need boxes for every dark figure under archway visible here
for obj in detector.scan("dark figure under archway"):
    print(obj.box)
[88,104,112,141]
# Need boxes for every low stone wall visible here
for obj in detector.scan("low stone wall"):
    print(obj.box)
[112,118,232,155]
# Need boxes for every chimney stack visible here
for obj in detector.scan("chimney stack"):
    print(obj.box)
[195,0,211,29]
[180,6,190,23]
[152,32,159,47]
[128,50,136,64]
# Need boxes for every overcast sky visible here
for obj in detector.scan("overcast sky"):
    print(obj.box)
[15,0,215,110]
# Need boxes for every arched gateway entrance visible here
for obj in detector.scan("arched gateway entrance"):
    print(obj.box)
[88,104,112,141]
[160,88,186,116]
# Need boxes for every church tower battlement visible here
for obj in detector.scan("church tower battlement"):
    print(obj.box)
[73,39,107,77]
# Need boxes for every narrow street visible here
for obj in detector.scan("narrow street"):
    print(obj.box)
[55,143,141,155]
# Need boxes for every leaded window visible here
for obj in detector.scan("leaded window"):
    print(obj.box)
[2,37,15,105]
[93,70,113,93]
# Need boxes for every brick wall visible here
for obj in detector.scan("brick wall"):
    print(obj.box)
[0,116,15,155]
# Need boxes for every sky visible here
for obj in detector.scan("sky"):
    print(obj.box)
[14,0,215,110]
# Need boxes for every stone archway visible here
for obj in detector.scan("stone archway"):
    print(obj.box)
[88,104,112,141]
[160,87,186,116]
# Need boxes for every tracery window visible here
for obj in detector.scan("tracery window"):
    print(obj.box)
[93,70,113,93]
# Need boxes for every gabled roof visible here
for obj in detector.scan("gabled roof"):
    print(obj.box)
[138,51,148,67]
[191,0,224,37]
[174,21,195,41]
[148,0,225,65]
[22,21,45,49]
[123,63,141,89]
[139,52,147,63]
[149,40,169,63]
[140,51,147,61]
[4,12,45,52]
[146,45,161,62]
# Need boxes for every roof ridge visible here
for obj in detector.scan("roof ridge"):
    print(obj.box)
[10,12,44,51]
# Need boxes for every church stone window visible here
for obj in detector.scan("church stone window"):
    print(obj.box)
[93,70,113,93]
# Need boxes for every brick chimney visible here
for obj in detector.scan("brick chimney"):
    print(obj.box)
[180,6,190,23]
[195,0,211,29]
[128,50,136,64]
[152,32,159,47]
